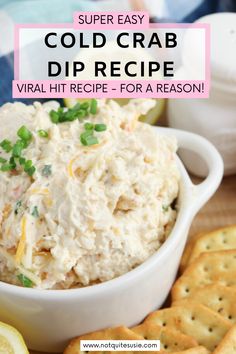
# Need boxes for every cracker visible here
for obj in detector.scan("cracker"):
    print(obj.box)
[144,302,231,351]
[180,232,205,273]
[172,250,236,301]
[64,326,143,354]
[168,348,209,354]
[173,284,236,324]
[183,226,236,271]
[213,324,236,353]
[133,322,198,352]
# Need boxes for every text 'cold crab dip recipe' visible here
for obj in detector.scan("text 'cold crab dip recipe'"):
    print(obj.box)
[0,99,180,290]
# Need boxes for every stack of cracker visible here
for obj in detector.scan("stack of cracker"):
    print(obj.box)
[64,226,236,354]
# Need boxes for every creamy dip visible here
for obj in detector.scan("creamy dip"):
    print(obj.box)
[0,99,180,289]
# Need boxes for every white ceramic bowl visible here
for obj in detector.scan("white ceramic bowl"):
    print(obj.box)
[0,128,223,353]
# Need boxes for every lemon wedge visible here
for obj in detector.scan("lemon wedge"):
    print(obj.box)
[0,321,29,354]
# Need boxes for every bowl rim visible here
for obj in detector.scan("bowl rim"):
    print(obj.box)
[0,155,194,299]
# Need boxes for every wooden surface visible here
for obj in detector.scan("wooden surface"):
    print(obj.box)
[31,175,236,354]
[189,175,236,238]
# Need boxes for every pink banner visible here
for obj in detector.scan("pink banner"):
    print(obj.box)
[73,12,150,29]
[13,80,209,99]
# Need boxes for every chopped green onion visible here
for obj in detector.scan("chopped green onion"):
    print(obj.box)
[41,164,52,177]
[17,274,33,288]
[50,110,59,123]
[0,126,35,176]
[31,206,39,218]
[80,131,92,145]
[0,139,13,153]
[80,131,98,146]
[84,122,94,131]
[17,126,32,142]
[85,136,98,146]
[38,130,48,138]
[0,157,7,164]
[9,156,17,169]
[49,100,99,126]
[19,157,26,165]
[95,124,107,132]
[1,162,15,171]
[90,99,97,115]
[80,102,89,110]
[23,160,36,176]
[12,140,25,157]
[24,160,32,170]
[26,166,36,177]
[77,110,86,121]
[64,110,78,122]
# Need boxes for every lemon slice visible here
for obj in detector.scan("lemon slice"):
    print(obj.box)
[64,98,165,125]
[0,321,29,354]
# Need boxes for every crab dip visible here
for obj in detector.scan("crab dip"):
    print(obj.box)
[0,99,180,289]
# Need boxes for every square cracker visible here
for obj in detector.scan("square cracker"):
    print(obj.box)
[180,232,205,273]
[168,348,209,354]
[213,324,236,353]
[181,226,236,272]
[64,326,143,354]
[107,345,209,354]
[132,322,198,352]
[110,346,210,354]
[172,284,236,324]
[172,250,236,301]
[144,302,231,351]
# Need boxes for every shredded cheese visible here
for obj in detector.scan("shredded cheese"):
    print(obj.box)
[44,197,53,208]
[15,216,27,264]
[30,188,49,195]
[67,156,79,177]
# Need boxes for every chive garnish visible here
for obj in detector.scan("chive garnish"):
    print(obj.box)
[49,99,98,125]
[0,157,7,164]
[38,130,48,138]
[24,160,36,177]
[94,124,107,132]
[50,110,59,124]
[24,160,32,170]
[17,274,33,288]
[84,122,94,131]
[0,126,35,176]
[84,135,98,146]
[1,162,15,171]
[0,139,13,153]
[80,102,89,110]
[17,126,32,142]
[12,140,24,158]
[90,99,97,115]
[26,166,36,177]
[19,157,26,165]
[80,131,98,146]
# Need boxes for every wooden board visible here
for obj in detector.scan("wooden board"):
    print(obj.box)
[30,175,236,354]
